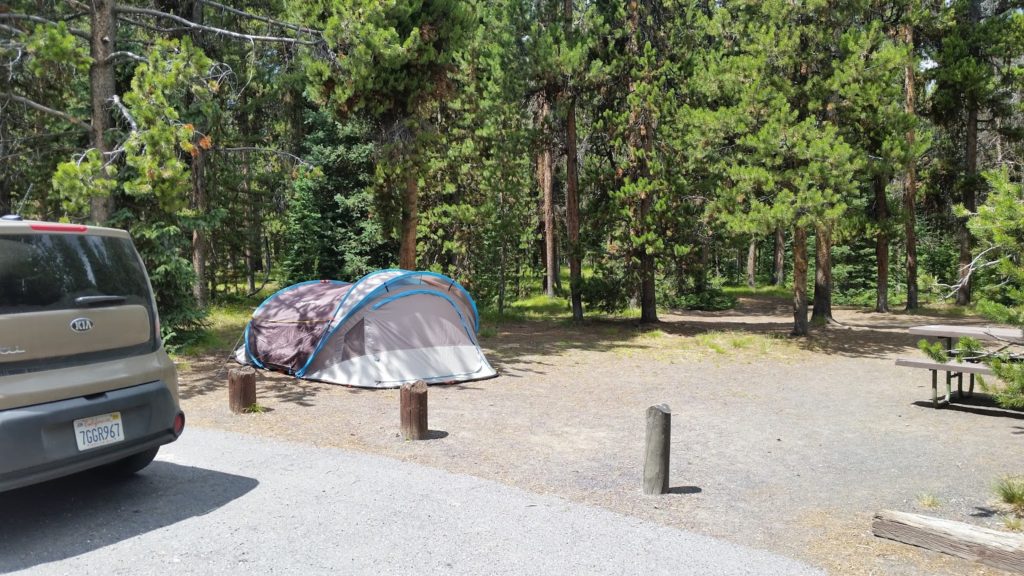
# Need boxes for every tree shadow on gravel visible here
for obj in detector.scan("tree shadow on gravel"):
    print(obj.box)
[0,462,257,573]
[179,355,332,407]
[484,312,920,371]
[795,325,921,359]
[910,393,1024,420]
[484,319,667,376]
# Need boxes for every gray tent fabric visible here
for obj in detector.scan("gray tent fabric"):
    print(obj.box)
[236,271,497,388]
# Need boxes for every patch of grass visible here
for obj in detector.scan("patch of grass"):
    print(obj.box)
[478,325,497,339]
[995,475,1024,516]
[636,329,666,340]
[723,285,791,299]
[692,330,790,358]
[243,402,268,414]
[558,264,596,280]
[916,493,941,509]
[480,294,573,323]
[728,334,756,349]
[479,307,526,323]
[176,301,256,357]
[1003,516,1023,532]
[695,333,728,354]
[509,294,570,318]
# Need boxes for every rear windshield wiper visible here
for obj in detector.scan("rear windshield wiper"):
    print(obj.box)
[75,295,127,307]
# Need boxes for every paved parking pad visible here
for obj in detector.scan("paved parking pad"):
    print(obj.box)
[2,428,822,576]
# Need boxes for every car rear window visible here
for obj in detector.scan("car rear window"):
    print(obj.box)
[0,233,152,315]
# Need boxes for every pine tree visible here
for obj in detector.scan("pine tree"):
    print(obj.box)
[300,0,476,270]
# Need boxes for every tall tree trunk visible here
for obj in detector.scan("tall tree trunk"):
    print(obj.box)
[537,94,555,297]
[543,150,555,297]
[792,226,809,336]
[811,223,833,324]
[773,226,785,287]
[875,174,890,312]
[399,170,418,270]
[243,150,258,293]
[746,237,757,289]
[639,193,657,323]
[191,150,208,307]
[564,0,582,320]
[903,22,919,311]
[957,105,978,306]
[565,104,582,319]
[957,0,981,307]
[498,235,507,316]
[88,0,116,224]
[627,1,657,324]
[696,236,710,293]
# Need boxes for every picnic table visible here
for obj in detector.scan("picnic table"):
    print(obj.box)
[897,324,1024,408]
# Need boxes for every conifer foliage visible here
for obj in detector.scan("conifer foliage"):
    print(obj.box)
[2,0,1024,345]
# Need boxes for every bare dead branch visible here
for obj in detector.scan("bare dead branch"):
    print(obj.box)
[0,129,84,145]
[116,15,184,35]
[211,146,308,166]
[109,95,138,133]
[0,14,90,40]
[1,92,91,131]
[105,51,148,65]
[0,23,26,36]
[938,245,1005,299]
[196,0,320,36]
[113,6,323,46]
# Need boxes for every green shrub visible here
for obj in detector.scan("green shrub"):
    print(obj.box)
[996,475,1024,517]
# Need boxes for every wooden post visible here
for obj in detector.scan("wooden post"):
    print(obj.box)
[400,380,428,440]
[228,366,257,414]
[643,403,671,495]
[873,510,1024,573]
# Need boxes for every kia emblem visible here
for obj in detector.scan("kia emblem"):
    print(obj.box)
[70,318,94,333]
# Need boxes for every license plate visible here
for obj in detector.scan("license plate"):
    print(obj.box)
[73,412,125,451]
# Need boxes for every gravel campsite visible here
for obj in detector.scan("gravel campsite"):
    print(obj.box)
[177,295,1024,576]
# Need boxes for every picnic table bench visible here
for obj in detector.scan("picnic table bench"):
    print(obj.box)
[896,324,1024,408]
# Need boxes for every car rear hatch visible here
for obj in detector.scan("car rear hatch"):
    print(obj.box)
[0,223,160,407]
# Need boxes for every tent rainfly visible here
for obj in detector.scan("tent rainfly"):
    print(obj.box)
[235,270,497,388]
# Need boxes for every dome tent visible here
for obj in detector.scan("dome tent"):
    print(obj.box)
[235,270,497,388]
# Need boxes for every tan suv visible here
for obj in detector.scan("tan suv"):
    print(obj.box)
[0,216,184,492]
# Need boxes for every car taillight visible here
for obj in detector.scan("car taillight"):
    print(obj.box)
[29,223,87,233]
[173,412,185,437]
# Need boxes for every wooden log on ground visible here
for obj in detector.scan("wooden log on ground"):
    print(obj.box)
[400,380,428,440]
[643,403,671,495]
[228,366,257,414]
[872,509,1024,573]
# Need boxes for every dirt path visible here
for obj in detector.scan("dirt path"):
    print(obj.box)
[177,296,1024,575]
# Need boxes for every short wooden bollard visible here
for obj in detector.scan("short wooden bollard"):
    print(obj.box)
[400,380,428,440]
[228,366,257,414]
[643,403,671,495]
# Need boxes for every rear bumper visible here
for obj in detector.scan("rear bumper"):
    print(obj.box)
[0,380,183,493]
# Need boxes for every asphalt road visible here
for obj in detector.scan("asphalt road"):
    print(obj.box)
[0,428,822,575]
